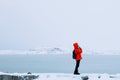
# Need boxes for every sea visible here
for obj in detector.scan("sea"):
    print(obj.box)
[0,54,120,74]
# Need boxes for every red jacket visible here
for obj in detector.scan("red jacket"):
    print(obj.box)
[73,43,82,61]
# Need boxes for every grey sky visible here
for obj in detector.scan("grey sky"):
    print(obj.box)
[0,0,120,51]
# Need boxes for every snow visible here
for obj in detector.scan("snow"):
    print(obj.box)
[0,47,120,55]
[0,72,120,80]
[0,47,69,55]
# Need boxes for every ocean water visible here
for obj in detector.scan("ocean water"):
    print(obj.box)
[0,54,120,74]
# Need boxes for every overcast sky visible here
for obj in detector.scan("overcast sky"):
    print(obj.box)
[0,0,120,51]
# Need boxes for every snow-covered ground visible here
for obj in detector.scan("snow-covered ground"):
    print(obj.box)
[0,72,120,80]
[35,73,120,80]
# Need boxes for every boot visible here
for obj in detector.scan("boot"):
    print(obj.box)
[74,71,80,75]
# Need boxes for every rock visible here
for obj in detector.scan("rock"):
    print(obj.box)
[27,72,32,74]
[0,74,39,80]
[81,76,89,80]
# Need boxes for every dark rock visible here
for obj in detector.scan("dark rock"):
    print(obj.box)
[81,76,89,80]
[109,76,116,78]
[98,75,101,78]
[27,72,32,74]
[0,74,39,80]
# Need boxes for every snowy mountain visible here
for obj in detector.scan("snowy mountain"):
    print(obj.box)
[0,47,69,55]
[0,47,120,55]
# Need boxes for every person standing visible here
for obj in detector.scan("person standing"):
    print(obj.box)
[73,42,83,75]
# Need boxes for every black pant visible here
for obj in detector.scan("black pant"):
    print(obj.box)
[74,60,80,73]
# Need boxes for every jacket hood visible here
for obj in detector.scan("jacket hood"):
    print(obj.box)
[73,42,79,49]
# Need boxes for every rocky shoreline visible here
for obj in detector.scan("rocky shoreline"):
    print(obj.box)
[0,74,39,80]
